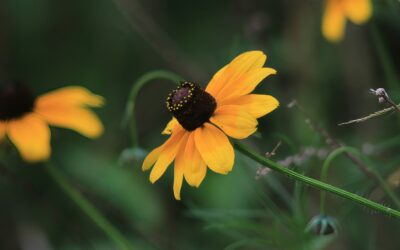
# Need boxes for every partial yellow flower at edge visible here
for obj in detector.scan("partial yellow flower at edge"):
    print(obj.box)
[0,84,104,163]
[142,51,279,200]
[35,87,104,139]
[322,0,372,42]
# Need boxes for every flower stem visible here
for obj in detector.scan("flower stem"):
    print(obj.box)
[338,103,400,126]
[122,70,182,148]
[319,147,400,214]
[45,162,134,250]
[234,141,400,218]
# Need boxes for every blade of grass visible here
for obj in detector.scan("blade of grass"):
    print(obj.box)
[45,162,134,250]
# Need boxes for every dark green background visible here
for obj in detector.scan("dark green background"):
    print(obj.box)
[0,0,399,249]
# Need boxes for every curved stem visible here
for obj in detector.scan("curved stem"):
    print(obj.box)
[320,147,400,213]
[122,70,183,148]
[319,147,350,214]
[45,162,134,250]
[234,141,400,218]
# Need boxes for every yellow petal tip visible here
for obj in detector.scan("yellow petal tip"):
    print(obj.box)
[24,156,50,164]
[269,68,277,75]
[93,95,105,107]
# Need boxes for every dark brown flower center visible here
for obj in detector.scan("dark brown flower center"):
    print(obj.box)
[0,83,36,121]
[166,81,216,131]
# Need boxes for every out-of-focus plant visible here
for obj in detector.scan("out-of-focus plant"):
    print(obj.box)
[0,84,134,250]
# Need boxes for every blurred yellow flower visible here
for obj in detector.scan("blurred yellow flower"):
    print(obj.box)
[0,84,104,162]
[322,0,372,42]
[142,51,279,200]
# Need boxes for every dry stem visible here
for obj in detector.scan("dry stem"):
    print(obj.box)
[288,100,375,179]
[339,104,400,126]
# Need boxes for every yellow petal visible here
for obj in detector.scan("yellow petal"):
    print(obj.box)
[7,114,51,162]
[210,105,258,139]
[322,0,346,42]
[194,123,234,174]
[35,86,104,138]
[162,118,179,135]
[217,68,276,102]
[0,122,6,141]
[36,86,104,108]
[36,106,103,138]
[172,133,189,200]
[344,0,372,24]
[142,126,185,171]
[204,65,228,97]
[149,129,188,183]
[220,94,279,118]
[173,157,184,200]
[206,51,266,98]
[183,133,207,187]
[142,146,163,171]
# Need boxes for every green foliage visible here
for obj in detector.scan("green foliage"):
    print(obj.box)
[0,0,399,249]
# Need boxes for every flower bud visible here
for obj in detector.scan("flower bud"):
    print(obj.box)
[305,215,338,236]
[118,147,147,166]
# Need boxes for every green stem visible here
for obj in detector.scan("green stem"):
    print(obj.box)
[234,142,400,218]
[319,148,347,214]
[45,162,134,250]
[319,147,400,213]
[122,70,182,148]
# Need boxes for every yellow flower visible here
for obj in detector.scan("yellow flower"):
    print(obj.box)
[0,84,104,162]
[142,51,279,200]
[322,0,372,42]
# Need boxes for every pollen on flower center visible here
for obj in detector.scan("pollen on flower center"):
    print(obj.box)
[166,81,216,131]
[0,83,36,121]
[172,88,190,106]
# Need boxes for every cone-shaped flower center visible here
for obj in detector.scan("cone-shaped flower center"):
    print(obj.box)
[166,81,216,131]
[0,83,36,121]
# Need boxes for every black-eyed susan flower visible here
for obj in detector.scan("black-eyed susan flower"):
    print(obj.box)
[322,0,372,42]
[0,83,104,162]
[142,51,279,200]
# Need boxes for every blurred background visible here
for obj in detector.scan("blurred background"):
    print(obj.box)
[0,0,399,249]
